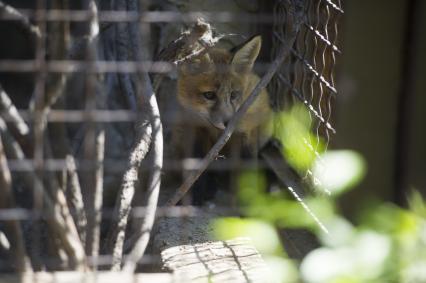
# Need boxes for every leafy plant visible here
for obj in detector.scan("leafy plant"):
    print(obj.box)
[211,103,426,283]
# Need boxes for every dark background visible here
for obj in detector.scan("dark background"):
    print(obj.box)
[335,0,426,214]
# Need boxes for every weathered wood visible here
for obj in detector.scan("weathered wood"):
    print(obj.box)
[161,238,270,283]
[0,272,173,283]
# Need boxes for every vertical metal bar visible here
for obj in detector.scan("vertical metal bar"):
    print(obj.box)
[393,0,420,206]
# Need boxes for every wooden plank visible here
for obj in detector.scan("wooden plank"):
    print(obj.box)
[161,238,270,283]
[0,272,173,283]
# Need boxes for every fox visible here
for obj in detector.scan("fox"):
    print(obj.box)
[166,35,276,204]
[164,33,309,207]
[174,35,273,154]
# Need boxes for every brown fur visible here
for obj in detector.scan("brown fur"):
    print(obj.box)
[175,36,272,152]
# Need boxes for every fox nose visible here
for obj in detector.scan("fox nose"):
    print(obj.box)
[223,120,230,128]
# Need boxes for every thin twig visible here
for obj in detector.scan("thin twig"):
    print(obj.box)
[85,130,105,262]
[115,0,164,271]
[103,0,158,270]
[82,0,105,266]
[0,86,30,136]
[30,0,48,270]
[123,91,163,273]
[65,155,87,242]
[0,118,87,269]
[50,2,87,254]
[46,103,87,245]
[166,0,304,206]
[0,1,41,38]
[29,0,69,114]
[30,0,85,269]
[0,135,31,273]
[46,104,87,244]
[105,117,153,270]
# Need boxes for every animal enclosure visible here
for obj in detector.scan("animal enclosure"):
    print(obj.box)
[0,0,350,281]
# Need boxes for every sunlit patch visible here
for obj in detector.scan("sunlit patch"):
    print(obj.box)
[318,216,355,248]
[212,218,281,255]
[312,150,366,196]
[300,231,391,283]
[263,256,299,283]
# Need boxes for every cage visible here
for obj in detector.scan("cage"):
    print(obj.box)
[0,0,390,281]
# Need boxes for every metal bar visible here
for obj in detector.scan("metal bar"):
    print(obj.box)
[1,10,280,23]
[5,158,272,172]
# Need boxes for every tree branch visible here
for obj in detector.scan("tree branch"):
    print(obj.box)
[166,0,304,206]
[0,1,41,38]
[102,8,155,265]
[118,0,164,272]
[0,86,30,137]
[65,154,87,243]
[0,135,31,273]
[105,117,153,269]
[104,0,165,270]
[81,0,105,267]
[0,118,86,270]
[123,78,163,273]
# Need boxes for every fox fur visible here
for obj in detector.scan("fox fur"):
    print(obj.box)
[175,35,272,151]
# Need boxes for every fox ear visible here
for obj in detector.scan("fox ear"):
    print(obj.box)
[231,35,262,73]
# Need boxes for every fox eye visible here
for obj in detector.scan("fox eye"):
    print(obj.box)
[230,90,241,100]
[202,91,216,100]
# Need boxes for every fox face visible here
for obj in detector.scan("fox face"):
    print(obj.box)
[177,36,271,137]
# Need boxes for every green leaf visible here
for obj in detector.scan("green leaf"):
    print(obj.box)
[273,103,325,172]
[312,150,366,196]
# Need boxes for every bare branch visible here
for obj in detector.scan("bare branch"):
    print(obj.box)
[0,135,31,273]
[67,0,101,61]
[103,0,164,271]
[102,0,153,270]
[48,118,87,245]
[65,155,86,241]
[0,1,41,38]
[84,130,105,263]
[166,1,304,206]
[120,0,164,271]
[123,80,163,273]
[0,118,87,269]
[0,86,30,136]
[81,0,104,265]
[105,117,152,270]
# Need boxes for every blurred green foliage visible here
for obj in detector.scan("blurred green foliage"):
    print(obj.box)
[272,103,325,173]
[212,103,426,283]
[236,169,336,231]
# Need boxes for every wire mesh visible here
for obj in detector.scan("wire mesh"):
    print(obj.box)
[270,0,341,142]
[0,0,342,277]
